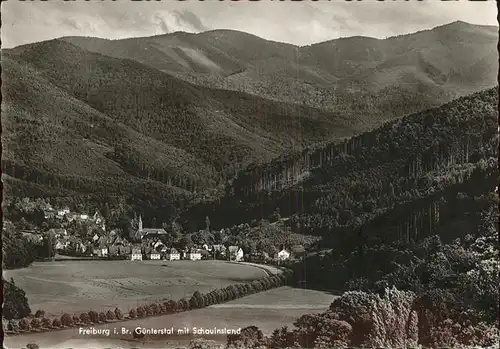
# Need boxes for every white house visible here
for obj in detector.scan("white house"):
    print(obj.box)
[131,248,142,261]
[153,240,165,251]
[276,249,291,261]
[186,248,202,261]
[49,228,68,238]
[44,208,56,219]
[228,246,244,262]
[93,246,108,257]
[57,208,70,217]
[165,248,180,261]
[93,210,106,230]
[148,252,161,260]
[202,244,212,252]
[55,239,69,251]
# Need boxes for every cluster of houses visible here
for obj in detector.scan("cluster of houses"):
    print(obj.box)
[127,216,244,262]
[44,208,106,230]
[31,207,306,264]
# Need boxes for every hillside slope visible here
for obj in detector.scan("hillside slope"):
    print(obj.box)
[2,40,355,175]
[181,87,499,231]
[2,39,356,219]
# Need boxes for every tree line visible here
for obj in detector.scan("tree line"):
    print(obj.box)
[4,271,293,333]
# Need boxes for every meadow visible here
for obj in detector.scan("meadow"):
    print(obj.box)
[3,260,272,317]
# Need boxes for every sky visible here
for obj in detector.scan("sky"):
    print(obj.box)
[1,0,498,48]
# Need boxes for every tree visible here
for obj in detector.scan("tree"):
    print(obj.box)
[30,318,41,329]
[136,306,146,317]
[178,235,194,250]
[26,344,40,349]
[41,317,51,328]
[164,300,177,313]
[128,308,137,319]
[227,325,266,348]
[106,309,116,320]
[79,312,90,324]
[178,299,189,311]
[61,313,73,326]
[19,318,31,331]
[52,318,62,328]
[3,278,31,320]
[149,303,159,315]
[88,310,99,323]
[7,320,20,332]
[40,233,56,259]
[98,312,107,322]
[205,216,211,231]
[144,304,153,316]
[34,310,46,318]
[189,291,205,309]
[114,307,123,320]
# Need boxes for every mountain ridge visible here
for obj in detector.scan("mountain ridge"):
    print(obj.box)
[37,20,496,130]
[2,21,497,225]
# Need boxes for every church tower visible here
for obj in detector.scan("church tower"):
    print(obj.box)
[138,215,143,232]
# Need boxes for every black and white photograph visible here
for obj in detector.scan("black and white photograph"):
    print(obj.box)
[1,0,499,348]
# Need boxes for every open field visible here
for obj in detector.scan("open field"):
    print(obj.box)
[3,260,276,317]
[4,287,337,349]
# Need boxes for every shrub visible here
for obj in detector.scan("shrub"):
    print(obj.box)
[34,310,45,318]
[60,313,73,327]
[106,310,115,320]
[41,317,51,328]
[30,318,41,329]
[98,312,107,322]
[26,344,39,349]
[128,308,137,319]
[114,307,123,320]
[52,318,62,328]
[19,318,30,331]
[159,303,166,314]
[88,310,99,323]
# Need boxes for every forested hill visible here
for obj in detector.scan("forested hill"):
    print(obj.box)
[2,39,357,219]
[181,87,499,232]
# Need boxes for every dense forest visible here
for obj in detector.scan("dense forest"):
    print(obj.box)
[181,87,498,231]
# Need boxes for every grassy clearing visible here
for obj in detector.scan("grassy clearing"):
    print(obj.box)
[3,260,269,317]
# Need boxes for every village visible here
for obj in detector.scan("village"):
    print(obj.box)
[17,203,306,265]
